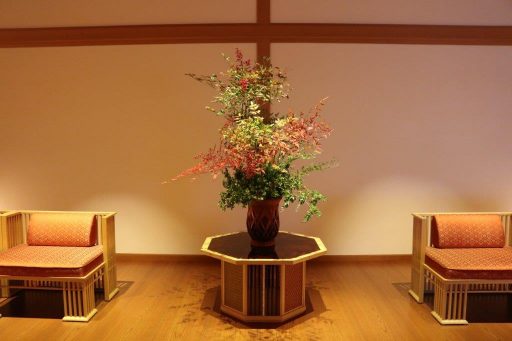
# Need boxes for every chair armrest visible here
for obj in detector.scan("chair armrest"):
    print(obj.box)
[409,214,431,303]
[0,211,25,250]
[100,213,118,300]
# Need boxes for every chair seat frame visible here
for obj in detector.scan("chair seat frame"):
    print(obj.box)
[409,212,512,325]
[0,210,119,322]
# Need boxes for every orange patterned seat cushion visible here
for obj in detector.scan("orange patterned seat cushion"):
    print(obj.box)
[27,213,98,247]
[0,244,103,277]
[431,214,505,248]
[425,246,512,280]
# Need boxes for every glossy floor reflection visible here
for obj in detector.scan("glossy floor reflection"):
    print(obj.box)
[423,292,512,323]
[0,281,132,320]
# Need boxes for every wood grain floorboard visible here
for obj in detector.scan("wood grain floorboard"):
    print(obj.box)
[1,258,512,340]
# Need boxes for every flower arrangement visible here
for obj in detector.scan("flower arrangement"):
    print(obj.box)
[173,49,333,221]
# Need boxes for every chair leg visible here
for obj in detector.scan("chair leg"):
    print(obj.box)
[103,264,119,302]
[62,278,97,322]
[0,279,11,298]
[431,276,468,325]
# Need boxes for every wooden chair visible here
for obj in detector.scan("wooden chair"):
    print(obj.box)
[409,212,512,324]
[0,210,119,322]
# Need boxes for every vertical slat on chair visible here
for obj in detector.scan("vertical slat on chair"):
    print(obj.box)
[439,279,446,319]
[75,282,80,317]
[22,213,28,244]
[69,282,74,316]
[462,285,468,320]
[69,282,73,316]
[462,284,468,320]
[83,282,88,316]
[447,284,453,319]
[77,282,81,317]
[458,284,463,320]
[89,277,95,314]
[450,284,455,320]
[441,281,447,320]
[63,282,68,316]
[86,281,90,316]
[78,282,83,317]
[15,213,22,245]
[89,278,96,312]
[78,283,83,318]
[88,279,93,314]
[433,277,438,315]
[86,278,91,315]
[457,284,462,320]
[73,282,79,316]
[449,283,453,320]
[90,278,94,314]
[7,215,12,247]
[434,278,439,317]
[70,282,75,317]
[453,284,457,319]
[6,215,12,247]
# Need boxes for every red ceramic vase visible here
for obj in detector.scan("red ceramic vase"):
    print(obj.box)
[246,198,281,247]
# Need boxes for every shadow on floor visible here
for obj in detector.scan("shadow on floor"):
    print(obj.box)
[394,282,512,323]
[0,281,132,319]
[200,286,328,329]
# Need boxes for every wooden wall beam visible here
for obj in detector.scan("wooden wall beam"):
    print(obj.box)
[256,0,271,62]
[269,24,512,45]
[0,23,511,48]
[0,24,260,48]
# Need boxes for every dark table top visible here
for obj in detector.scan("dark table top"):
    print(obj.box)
[203,231,325,262]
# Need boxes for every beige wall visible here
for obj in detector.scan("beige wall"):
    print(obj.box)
[272,0,512,25]
[0,0,256,28]
[0,44,256,254]
[272,44,512,254]
[2,43,511,255]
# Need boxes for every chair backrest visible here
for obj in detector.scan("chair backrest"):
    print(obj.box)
[27,213,98,247]
[431,214,505,248]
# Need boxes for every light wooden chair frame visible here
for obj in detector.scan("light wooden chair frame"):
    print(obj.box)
[0,210,119,322]
[409,212,512,325]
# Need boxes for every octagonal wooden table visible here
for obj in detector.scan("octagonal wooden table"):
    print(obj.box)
[201,231,326,323]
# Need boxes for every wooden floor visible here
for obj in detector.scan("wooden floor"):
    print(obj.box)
[1,258,512,340]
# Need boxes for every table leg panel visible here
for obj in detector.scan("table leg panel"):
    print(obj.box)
[223,261,244,312]
[284,262,304,313]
